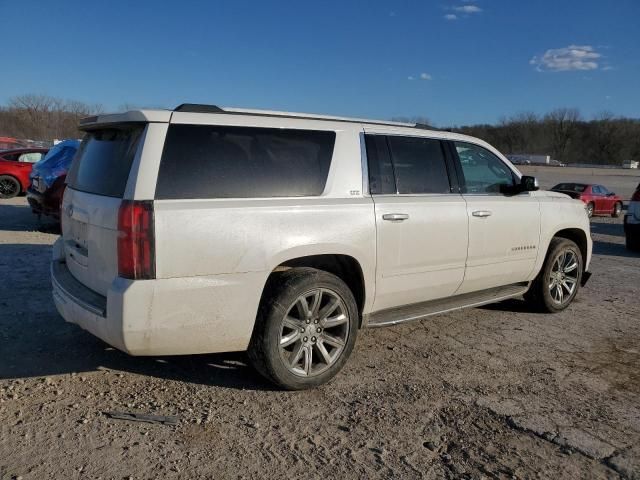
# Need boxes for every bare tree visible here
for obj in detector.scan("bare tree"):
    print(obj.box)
[544,108,581,161]
[0,94,103,141]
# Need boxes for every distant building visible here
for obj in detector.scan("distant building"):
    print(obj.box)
[622,160,639,169]
[507,154,551,165]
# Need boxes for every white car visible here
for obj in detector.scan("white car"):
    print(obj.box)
[52,104,592,389]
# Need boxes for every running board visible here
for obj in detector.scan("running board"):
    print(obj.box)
[365,282,530,328]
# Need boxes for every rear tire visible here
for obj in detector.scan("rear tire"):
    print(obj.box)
[0,175,21,199]
[612,202,622,218]
[525,238,583,313]
[248,268,359,390]
[626,233,640,252]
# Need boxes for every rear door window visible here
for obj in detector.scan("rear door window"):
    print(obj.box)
[67,125,144,198]
[386,136,451,194]
[365,135,396,194]
[155,124,336,199]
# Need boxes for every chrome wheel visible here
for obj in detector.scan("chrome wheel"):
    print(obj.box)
[548,250,579,305]
[279,288,349,377]
[586,203,594,218]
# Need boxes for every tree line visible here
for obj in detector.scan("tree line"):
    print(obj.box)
[2,96,639,166]
[450,109,640,166]
[0,94,103,142]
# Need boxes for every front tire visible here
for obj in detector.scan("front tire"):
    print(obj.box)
[525,238,583,313]
[0,175,21,199]
[248,268,359,390]
[612,202,622,218]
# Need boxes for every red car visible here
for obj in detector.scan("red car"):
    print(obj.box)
[551,183,623,218]
[0,148,49,198]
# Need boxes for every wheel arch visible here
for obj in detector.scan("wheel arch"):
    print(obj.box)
[263,254,367,326]
[550,228,589,271]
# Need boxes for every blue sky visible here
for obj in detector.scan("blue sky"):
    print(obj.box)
[1,0,639,126]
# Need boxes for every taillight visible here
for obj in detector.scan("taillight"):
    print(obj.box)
[117,200,155,280]
[632,190,640,202]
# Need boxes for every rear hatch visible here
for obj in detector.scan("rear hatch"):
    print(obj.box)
[61,125,145,296]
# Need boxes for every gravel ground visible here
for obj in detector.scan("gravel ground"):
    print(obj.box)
[1,195,639,480]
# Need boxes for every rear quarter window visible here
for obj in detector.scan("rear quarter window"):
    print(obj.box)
[67,125,144,198]
[155,124,336,199]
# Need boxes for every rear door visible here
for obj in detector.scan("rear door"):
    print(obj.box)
[451,141,540,294]
[365,132,469,312]
[62,124,146,295]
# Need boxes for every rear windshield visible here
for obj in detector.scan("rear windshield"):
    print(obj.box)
[67,125,144,198]
[155,124,336,199]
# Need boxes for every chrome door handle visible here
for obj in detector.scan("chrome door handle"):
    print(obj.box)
[382,213,409,222]
[472,210,492,218]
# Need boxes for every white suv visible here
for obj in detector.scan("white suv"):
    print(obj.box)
[52,104,592,389]
[625,182,640,251]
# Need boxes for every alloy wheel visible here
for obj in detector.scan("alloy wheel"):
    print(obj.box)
[279,288,350,377]
[0,178,19,198]
[548,250,579,305]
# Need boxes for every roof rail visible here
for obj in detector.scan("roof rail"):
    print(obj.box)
[174,104,224,113]
[171,103,436,130]
[414,123,439,131]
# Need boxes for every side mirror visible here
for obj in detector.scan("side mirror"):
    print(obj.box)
[520,175,539,192]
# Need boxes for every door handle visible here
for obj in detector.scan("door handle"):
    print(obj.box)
[382,213,409,222]
[472,210,492,218]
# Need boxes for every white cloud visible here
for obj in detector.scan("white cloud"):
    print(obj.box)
[420,73,432,80]
[454,5,482,13]
[530,45,602,72]
[408,76,415,80]
[444,14,458,20]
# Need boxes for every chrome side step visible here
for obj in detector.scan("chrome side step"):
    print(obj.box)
[364,282,530,328]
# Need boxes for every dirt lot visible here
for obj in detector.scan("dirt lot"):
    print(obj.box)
[1,195,639,480]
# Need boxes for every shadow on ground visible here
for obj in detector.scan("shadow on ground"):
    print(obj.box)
[590,221,624,238]
[0,201,59,233]
[593,240,639,258]
[0,242,275,391]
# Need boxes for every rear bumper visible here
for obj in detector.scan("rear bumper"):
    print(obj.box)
[51,237,266,356]
[27,187,60,218]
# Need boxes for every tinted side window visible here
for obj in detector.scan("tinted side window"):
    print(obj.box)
[454,142,515,194]
[386,136,450,194]
[156,125,336,199]
[365,135,396,194]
